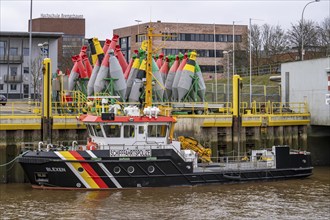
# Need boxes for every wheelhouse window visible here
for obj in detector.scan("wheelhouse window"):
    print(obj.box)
[147,125,167,138]
[138,126,144,134]
[124,125,135,138]
[92,124,104,137]
[103,124,121,138]
[87,124,95,136]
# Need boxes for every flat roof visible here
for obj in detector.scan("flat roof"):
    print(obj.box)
[0,31,63,38]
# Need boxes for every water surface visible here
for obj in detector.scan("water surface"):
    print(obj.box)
[1,167,329,219]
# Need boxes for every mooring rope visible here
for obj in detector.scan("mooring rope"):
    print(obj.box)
[0,151,30,167]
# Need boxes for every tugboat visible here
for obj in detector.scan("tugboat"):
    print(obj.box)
[18,27,313,190]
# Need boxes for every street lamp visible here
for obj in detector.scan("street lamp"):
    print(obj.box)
[232,21,242,77]
[38,42,49,59]
[223,50,232,103]
[301,0,320,61]
[28,0,33,101]
[135,19,142,43]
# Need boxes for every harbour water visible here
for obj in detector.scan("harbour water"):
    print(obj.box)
[0,167,329,219]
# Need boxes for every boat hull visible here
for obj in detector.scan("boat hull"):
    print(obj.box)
[19,149,313,190]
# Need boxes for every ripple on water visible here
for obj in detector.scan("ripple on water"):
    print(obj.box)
[0,167,329,219]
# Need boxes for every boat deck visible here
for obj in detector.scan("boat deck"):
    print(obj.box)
[194,160,275,173]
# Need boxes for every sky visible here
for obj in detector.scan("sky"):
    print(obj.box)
[0,0,329,39]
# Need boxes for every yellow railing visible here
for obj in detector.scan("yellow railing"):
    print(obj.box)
[0,101,42,116]
[0,100,309,117]
[240,101,309,115]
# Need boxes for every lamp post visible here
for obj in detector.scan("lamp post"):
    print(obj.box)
[28,0,33,101]
[223,50,232,103]
[232,21,242,77]
[232,21,235,76]
[301,0,320,61]
[135,19,142,44]
[38,42,48,59]
[214,23,217,102]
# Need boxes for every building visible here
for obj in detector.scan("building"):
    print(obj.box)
[114,21,248,79]
[281,57,330,164]
[0,31,61,99]
[30,14,85,72]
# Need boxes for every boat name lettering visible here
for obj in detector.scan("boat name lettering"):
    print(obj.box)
[46,167,66,172]
[109,149,151,157]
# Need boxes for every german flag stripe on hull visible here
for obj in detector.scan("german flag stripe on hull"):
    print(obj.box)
[54,151,109,189]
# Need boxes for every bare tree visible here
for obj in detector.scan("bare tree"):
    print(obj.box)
[250,24,262,74]
[318,17,330,56]
[31,56,43,101]
[262,24,289,64]
[287,19,319,60]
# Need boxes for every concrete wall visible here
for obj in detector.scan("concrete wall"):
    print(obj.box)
[281,57,330,126]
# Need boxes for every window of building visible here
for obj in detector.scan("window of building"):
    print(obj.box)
[10,67,17,76]
[24,67,29,74]
[103,125,121,138]
[0,41,6,56]
[199,65,224,73]
[205,34,210,42]
[227,35,233,42]
[235,35,242,42]
[9,47,18,56]
[23,48,29,56]
[124,125,135,138]
[0,84,3,90]
[127,36,131,47]
[10,84,17,91]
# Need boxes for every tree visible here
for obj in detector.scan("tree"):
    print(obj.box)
[31,56,43,101]
[250,24,262,74]
[261,24,289,64]
[287,19,319,60]
[318,17,330,56]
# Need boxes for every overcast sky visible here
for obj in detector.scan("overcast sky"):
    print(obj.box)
[0,0,329,39]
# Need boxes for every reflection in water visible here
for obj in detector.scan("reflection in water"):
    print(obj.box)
[0,167,329,219]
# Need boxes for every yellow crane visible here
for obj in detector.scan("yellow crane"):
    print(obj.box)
[178,136,212,163]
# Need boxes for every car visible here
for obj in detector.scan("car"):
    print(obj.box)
[0,95,7,106]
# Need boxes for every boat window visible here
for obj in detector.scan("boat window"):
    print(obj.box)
[87,125,95,136]
[103,125,121,138]
[138,126,144,134]
[124,125,135,138]
[93,125,104,137]
[147,125,167,137]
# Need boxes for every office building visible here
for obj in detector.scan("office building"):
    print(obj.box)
[0,31,61,99]
[114,21,248,79]
[30,15,85,71]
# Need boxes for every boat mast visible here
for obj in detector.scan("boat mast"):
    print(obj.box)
[145,27,153,108]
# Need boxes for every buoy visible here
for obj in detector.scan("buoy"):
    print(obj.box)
[165,55,179,100]
[177,51,197,101]
[115,45,128,73]
[160,56,169,84]
[156,53,164,69]
[109,50,127,99]
[172,53,187,101]
[87,39,110,96]
[68,55,79,91]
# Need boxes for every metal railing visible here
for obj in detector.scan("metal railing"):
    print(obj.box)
[0,100,309,117]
